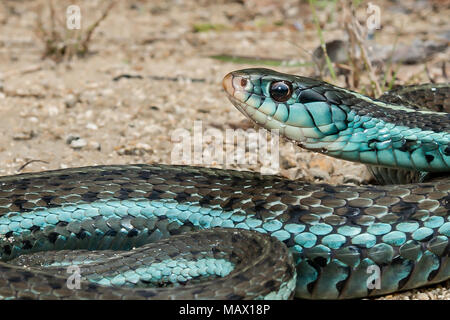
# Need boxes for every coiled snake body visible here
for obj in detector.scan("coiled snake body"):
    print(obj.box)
[0,69,449,299]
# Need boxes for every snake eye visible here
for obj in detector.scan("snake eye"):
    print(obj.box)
[269,81,293,102]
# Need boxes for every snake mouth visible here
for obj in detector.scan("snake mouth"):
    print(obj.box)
[225,93,255,121]
[225,91,276,131]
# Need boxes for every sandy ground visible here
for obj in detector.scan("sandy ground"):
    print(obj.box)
[0,0,449,299]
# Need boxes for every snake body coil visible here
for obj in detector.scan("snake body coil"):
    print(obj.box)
[0,68,449,299]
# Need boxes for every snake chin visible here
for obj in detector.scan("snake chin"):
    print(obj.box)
[226,94,254,121]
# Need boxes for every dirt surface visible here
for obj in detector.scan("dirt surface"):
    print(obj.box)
[0,0,449,300]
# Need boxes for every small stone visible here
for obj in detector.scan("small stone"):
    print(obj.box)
[343,174,365,184]
[116,142,152,156]
[66,134,80,144]
[309,157,332,171]
[80,91,97,104]
[101,88,114,96]
[64,94,78,108]
[47,105,59,116]
[307,168,330,181]
[416,293,429,300]
[86,123,98,130]
[13,130,36,141]
[66,135,87,149]
[88,141,101,151]
[70,138,87,149]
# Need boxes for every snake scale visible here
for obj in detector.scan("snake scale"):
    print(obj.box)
[0,68,449,300]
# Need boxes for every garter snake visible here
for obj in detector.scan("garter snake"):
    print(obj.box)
[0,68,449,299]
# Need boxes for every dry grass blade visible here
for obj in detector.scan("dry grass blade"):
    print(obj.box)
[34,0,116,62]
[309,0,337,81]
[80,1,116,55]
[341,1,382,96]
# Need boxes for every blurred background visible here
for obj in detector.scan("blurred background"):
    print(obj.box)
[0,0,449,298]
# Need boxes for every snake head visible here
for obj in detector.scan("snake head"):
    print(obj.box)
[223,68,450,172]
[223,68,350,150]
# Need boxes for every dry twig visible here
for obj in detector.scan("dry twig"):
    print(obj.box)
[34,0,116,62]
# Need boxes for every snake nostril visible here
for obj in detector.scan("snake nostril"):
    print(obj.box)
[240,78,248,87]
